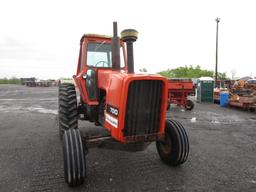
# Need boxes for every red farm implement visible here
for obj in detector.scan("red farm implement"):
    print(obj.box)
[167,78,195,110]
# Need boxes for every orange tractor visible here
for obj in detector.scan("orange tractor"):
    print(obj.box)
[58,22,189,186]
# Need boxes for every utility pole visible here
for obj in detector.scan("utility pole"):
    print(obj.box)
[215,17,220,87]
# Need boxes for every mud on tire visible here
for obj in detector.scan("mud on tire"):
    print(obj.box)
[58,83,78,138]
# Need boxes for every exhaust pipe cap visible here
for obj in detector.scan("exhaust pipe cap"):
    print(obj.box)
[121,29,138,42]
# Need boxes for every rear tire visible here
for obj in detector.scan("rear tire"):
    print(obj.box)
[156,119,189,166]
[58,83,78,139]
[185,99,194,110]
[63,129,86,187]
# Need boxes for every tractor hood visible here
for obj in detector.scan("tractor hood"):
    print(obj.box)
[97,69,168,142]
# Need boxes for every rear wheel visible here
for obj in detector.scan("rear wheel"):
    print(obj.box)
[63,129,86,187]
[156,119,189,166]
[185,99,194,110]
[58,83,78,139]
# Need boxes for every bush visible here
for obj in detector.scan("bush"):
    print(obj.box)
[0,77,21,84]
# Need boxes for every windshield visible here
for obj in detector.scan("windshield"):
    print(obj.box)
[86,42,125,68]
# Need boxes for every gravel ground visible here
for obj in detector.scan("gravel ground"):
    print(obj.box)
[0,84,255,192]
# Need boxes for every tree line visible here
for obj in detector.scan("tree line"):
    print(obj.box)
[0,77,21,84]
[158,65,228,79]
[0,65,228,85]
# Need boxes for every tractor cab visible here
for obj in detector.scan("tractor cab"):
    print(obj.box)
[74,33,128,106]
[77,34,126,73]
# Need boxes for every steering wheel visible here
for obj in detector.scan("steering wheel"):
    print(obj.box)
[95,61,109,67]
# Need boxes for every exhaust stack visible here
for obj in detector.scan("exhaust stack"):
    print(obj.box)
[121,29,138,73]
[112,22,120,70]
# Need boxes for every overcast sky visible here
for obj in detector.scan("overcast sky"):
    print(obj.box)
[0,0,255,79]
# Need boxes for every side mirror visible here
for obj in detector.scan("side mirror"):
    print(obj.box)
[82,74,88,79]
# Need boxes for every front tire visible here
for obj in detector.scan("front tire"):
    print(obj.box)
[156,119,189,166]
[63,129,86,187]
[58,83,78,138]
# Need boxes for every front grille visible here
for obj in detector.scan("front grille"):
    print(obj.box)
[123,80,163,137]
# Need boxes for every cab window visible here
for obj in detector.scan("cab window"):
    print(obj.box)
[86,42,125,68]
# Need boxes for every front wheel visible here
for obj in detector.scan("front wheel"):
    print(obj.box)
[156,119,189,166]
[63,129,86,187]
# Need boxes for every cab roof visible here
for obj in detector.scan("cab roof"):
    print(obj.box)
[80,34,112,42]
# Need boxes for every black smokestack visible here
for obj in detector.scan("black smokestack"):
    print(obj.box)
[112,22,120,70]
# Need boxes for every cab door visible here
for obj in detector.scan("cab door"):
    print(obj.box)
[74,41,98,105]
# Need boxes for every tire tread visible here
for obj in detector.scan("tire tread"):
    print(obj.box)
[58,83,78,138]
[63,129,86,187]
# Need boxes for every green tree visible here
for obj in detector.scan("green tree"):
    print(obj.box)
[158,65,227,79]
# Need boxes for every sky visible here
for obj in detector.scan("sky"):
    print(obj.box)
[0,0,255,79]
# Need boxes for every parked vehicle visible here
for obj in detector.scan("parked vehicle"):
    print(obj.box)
[59,22,189,187]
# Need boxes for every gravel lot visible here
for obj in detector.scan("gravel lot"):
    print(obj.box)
[0,85,255,192]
